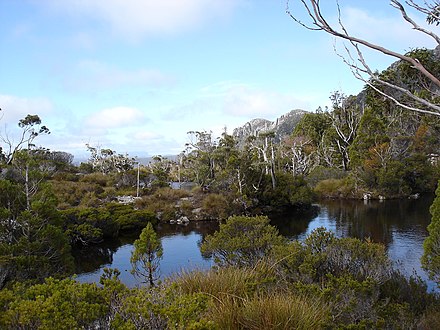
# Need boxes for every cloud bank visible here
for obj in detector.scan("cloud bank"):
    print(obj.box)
[41,0,244,40]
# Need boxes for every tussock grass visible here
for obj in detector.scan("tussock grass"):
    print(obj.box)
[175,265,268,297]
[236,293,326,330]
[174,263,328,329]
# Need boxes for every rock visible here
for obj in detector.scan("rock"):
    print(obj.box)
[232,109,307,148]
[116,195,141,204]
[175,216,190,225]
[408,193,420,199]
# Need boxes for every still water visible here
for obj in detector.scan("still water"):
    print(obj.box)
[75,195,436,290]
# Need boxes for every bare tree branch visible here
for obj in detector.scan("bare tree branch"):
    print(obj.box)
[287,0,440,116]
[391,0,440,44]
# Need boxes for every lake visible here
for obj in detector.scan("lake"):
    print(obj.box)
[75,194,436,290]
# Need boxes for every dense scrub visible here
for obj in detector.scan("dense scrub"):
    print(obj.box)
[1,217,439,329]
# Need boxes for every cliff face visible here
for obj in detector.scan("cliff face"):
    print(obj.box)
[232,109,307,147]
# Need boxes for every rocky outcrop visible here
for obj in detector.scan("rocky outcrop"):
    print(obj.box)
[232,109,307,147]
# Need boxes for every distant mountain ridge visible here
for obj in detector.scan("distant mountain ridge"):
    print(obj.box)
[232,109,307,147]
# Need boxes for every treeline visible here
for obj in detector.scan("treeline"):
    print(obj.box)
[178,49,440,201]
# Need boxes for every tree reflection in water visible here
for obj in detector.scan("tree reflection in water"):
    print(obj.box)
[75,195,435,289]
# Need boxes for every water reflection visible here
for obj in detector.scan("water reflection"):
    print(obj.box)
[269,206,319,237]
[75,221,219,287]
[72,240,120,274]
[75,195,436,290]
[296,195,435,291]
[313,196,433,247]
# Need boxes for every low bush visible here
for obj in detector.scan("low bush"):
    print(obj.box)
[259,173,315,211]
[307,165,347,187]
[314,177,356,199]
[79,172,114,187]
[50,180,104,207]
[201,193,230,220]
[201,215,286,267]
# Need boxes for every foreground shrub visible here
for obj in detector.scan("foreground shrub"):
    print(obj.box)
[271,227,439,328]
[0,278,108,330]
[273,227,392,284]
[112,285,211,330]
[201,215,285,267]
[422,181,440,287]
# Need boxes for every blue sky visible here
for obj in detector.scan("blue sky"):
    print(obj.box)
[0,0,437,159]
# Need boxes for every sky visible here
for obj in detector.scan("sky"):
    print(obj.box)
[0,0,437,160]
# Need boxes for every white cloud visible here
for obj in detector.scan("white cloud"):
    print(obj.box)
[85,106,146,129]
[342,6,436,50]
[0,95,53,125]
[205,83,312,119]
[41,0,244,40]
[64,60,176,92]
[131,131,161,141]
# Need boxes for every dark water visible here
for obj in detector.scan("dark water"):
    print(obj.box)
[75,195,436,290]
[74,221,219,287]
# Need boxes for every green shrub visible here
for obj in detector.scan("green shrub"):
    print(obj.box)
[51,171,79,182]
[314,178,355,199]
[50,180,104,207]
[116,210,156,231]
[114,285,210,330]
[422,181,440,287]
[79,172,114,186]
[307,166,347,187]
[0,278,108,330]
[201,193,230,220]
[201,215,286,267]
[260,173,315,210]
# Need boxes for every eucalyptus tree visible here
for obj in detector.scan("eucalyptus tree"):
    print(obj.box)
[148,155,174,187]
[292,109,334,168]
[183,130,217,186]
[86,144,135,174]
[281,135,317,176]
[327,92,362,171]
[246,131,277,189]
[0,115,74,286]
[0,114,50,165]
[212,132,248,194]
